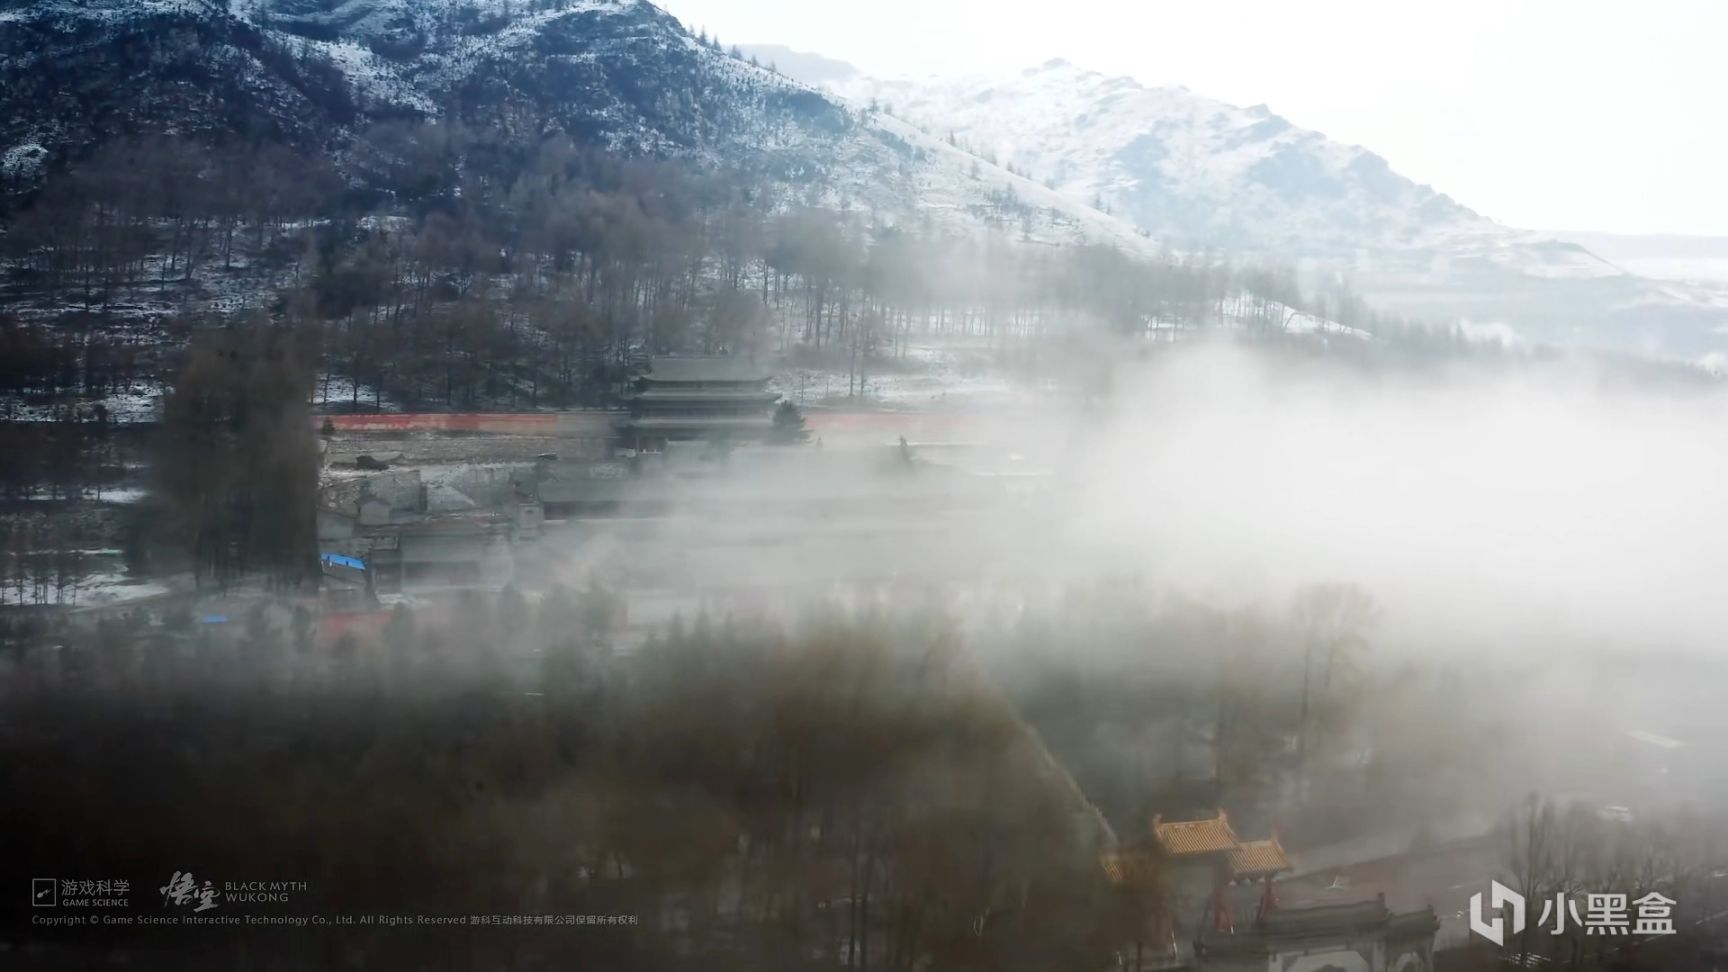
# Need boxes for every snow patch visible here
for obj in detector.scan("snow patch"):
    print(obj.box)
[2,141,48,178]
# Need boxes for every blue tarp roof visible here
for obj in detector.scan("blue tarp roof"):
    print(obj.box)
[321,552,366,570]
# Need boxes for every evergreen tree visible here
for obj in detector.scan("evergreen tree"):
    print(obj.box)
[768,399,808,444]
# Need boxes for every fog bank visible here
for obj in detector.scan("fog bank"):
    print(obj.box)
[1069,346,1728,659]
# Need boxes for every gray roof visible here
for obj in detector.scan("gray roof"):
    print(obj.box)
[632,389,780,404]
[1199,900,1438,953]
[645,356,774,383]
[624,415,776,433]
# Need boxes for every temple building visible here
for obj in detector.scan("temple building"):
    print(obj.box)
[1151,810,1292,931]
[622,356,781,450]
[1100,811,1438,972]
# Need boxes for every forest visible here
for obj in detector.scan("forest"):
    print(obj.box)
[3,578,1720,970]
[0,121,1482,422]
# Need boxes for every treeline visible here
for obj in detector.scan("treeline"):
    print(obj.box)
[1,601,1135,970]
[3,138,337,309]
[0,418,131,504]
[1,124,1484,415]
[152,327,321,591]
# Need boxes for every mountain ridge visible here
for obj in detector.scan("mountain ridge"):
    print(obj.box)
[5,6,1728,359]
[0,0,1168,260]
[736,43,1728,358]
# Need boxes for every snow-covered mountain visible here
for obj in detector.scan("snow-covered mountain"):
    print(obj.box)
[831,57,1489,256]
[0,0,1157,255]
[5,5,1727,358]
[744,47,1728,359]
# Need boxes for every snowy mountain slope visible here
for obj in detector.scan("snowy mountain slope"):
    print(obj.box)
[1556,231,1728,285]
[819,58,1590,265]
[0,0,844,167]
[8,3,1722,356]
[750,50,1728,357]
[0,0,1160,257]
[845,109,1161,256]
[730,42,859,85]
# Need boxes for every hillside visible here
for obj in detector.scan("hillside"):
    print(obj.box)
[752,47,1728,359]
[0,0,1164,256]
[829,57,1492,257]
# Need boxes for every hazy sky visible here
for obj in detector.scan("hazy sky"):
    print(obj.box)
[658,0,1726,237]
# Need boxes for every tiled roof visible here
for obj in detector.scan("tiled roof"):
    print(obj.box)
[1152,811,1240,855]
[1228,836,1290,876]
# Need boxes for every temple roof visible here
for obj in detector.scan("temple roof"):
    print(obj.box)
[1153,811,1241,856]
[1227,836,1290,877]
[1151,811,1292,879]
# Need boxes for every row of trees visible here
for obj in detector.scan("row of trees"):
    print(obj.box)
[3,138,337,310]
[1502,794,1715,968]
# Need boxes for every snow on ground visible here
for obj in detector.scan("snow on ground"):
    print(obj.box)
[773,341,1026,410]
[0,384,164,423]
[1471,232,1626,281]
[313,374,401,412]
[1615,257,1728,284]
[313,39,437,115]
[66,572,173,607]
[857,112,1163,259]
[0,559,171,608]
[1457,320,1527,349]
[1,141,47,178]
[1280,311,1374,341]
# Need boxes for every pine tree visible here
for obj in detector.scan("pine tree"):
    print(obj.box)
[768,400,808,444]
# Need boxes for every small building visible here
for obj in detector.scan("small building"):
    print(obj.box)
[623,356,781,450]
[350,514,518,592]
[319,551,375,612]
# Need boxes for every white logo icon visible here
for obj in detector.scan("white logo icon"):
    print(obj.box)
[159,871,220,912]
[1469,880,1527,946]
